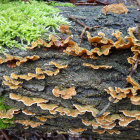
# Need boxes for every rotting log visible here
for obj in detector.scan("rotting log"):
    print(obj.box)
[0,6,140,139]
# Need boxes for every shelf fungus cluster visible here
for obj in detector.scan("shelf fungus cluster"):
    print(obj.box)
[36,61,68,76]
[0,53,39,68]
[38,104,83,117]
[82,113,120,130]
[9,93,82,117]
[72,104,140,132]
[64,27,138,59]
[15,120,44,128]
[127,28,140,70]
[127,76,140,105]
[9,93,48,106]
[1,25,140,135]
[3,76,23,89]
[8,94,140,134]
[82,112,138,132]
[74,105,134,130]
[86,31,114,56]
[24,27,138,63]
[26,35,73,50]
[63,43,98,59]
[105,76,140,104]
[3,61,68,89]
[63,30,115,58]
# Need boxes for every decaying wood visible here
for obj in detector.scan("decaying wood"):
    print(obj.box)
[0,5,140,140]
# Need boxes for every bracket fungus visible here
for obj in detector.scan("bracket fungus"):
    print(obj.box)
[107,129,120,135]
[82,112,129,130]
[113,31,133,50]
[35,61,68,77]
[102,3,128,15]
[26,35,73,50]
[49,61,68,69]
[105,87,136,102]
[3,76,23,85]
[73,104,99,117]
[105,76,139,104]
[0,16,139,136]
[126,76,140,91]
[36,116,48,122]
[82,118,116,130]
[0,53,39,67]
[11,73,33,81]
[68,128,86,136]
[87,31,114,46]
[11,72,45,81]
[49,34,73,48]
[120,110,140,118]
[60,24,71,34]
[93,129,120,135]
[36,114,57,122]
[53,106,83,117]
[93,129,105,134]
[128,53,140,69]
[130,96,140,105]
[82,119,102,129]
[25,38,48,50]
[64,43,98,59]
[94,113,123,130]
[37,103,58,111]
[3,76,23,89]
[15,120,44,128]
[9,93,48,106]
[0,108,20,119]
[83,63,112,70]
[22,110,36,116]
[41,105,83,117]
[52,87,76,99]
[86,31,114,56]
[118,115,136,127]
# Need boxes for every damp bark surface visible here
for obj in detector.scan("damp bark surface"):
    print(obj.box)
[0,5,140,140]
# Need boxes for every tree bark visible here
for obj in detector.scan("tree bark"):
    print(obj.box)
[0,6,140,139]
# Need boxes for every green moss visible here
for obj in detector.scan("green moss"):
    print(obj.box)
[0,96,15,129]
[0,1,70,53]
[46,1,76,7]
[0,118,14,130]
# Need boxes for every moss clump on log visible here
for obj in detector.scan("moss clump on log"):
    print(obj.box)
[0,0,69,53]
